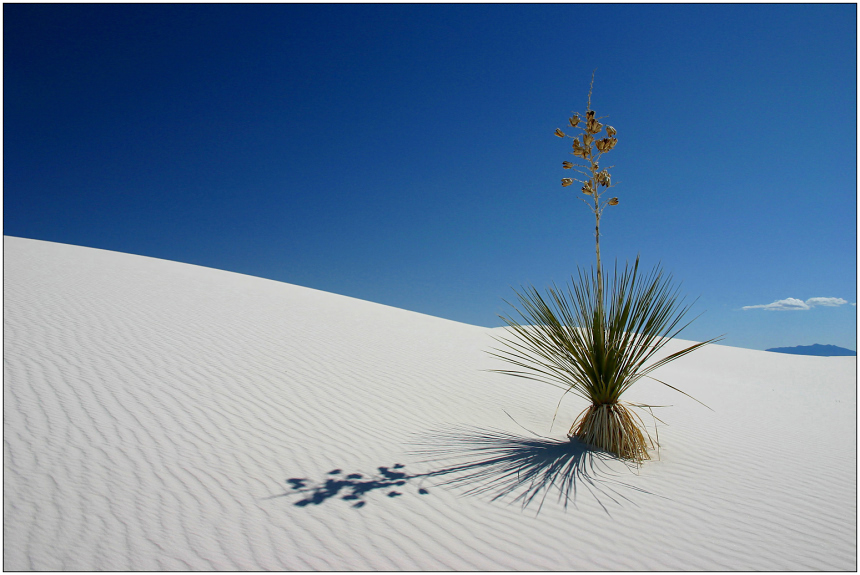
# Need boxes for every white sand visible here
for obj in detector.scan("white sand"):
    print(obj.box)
[4,235,856,570]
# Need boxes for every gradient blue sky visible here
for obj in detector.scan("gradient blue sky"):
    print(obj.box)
[5,4,857,351]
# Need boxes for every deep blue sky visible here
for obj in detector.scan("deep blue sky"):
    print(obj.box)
[5,4,857,351]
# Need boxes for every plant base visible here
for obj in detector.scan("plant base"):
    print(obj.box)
[569,402,653,463]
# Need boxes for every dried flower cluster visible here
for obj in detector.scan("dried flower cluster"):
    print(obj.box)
[554,72,619,291]
[555,107,618,204]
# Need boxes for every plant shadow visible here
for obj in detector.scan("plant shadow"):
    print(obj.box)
[412,426,661,516]
[267,429,660,515]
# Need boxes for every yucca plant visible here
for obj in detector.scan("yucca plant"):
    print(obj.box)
[490,73,721,464]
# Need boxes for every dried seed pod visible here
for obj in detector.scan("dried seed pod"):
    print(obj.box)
[583,134,594,147]
[608,197,619,205]
[569,115,580,127]
[554,128,566,138]
[606,125,616,137]
[572,138,588,158]
[597,170,611,186]
[595,137,617,153]
[582,182,594,195]
[586,110,595,121]
[562,161,573,169]
[561,178,573,187]
[586,118,602,134]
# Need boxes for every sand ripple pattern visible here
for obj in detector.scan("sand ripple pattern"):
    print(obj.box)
[4,236,856,570]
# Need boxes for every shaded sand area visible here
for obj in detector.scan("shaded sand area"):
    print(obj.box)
[4,236,856,570]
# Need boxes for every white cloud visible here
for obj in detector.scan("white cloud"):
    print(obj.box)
[805,297,848,307]
[743,298,809,311]
[742,297,849,311]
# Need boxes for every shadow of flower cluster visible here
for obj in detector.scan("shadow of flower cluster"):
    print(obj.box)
[271,464,430,509]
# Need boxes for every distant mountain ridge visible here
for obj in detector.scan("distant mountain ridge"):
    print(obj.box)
[765,344,856,357]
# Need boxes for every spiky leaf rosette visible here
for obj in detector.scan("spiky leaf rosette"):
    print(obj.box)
[489,256,721,463]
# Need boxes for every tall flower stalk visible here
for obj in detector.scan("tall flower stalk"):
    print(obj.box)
[490,73,721,464]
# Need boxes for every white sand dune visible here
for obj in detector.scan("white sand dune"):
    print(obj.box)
[4,235,856,570]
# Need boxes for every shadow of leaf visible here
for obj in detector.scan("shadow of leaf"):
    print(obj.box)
[411,426,660,516]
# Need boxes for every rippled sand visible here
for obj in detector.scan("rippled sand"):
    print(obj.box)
[4,236,856,570]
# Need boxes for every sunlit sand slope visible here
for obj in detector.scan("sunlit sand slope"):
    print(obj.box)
[4,236,856,570]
